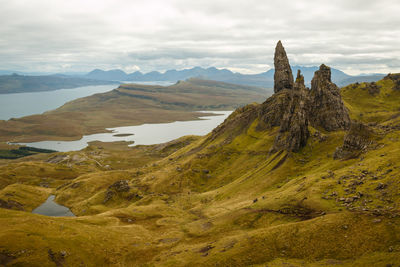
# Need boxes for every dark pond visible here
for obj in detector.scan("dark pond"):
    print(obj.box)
[32,195,75,217]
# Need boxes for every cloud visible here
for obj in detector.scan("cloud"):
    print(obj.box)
[0,0,399,75]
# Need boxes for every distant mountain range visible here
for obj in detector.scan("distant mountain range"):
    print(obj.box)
[0,73,116,94]
[85,66,385,88]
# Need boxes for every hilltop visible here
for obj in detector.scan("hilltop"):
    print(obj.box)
[0,42,399,266]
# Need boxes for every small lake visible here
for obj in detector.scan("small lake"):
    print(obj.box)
[0,84,119,120]
[32,195,75,217]
[19,111,232,152]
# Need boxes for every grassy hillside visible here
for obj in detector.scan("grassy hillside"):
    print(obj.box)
[0,78,269,142]
[0,75,399,266]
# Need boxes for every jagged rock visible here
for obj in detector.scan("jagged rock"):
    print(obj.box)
[274,40,294,93]
[257,90,293,131]
[270,74,309,153]
[210,42,351,155]
[334,121,374,159]
[309,64,351,131]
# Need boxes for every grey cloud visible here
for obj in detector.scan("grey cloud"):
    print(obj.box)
[0,0,399,75]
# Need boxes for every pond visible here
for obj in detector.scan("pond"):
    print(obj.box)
[32,195,75,217]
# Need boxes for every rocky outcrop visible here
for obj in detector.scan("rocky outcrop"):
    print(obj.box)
[334,121,374,159]
[309,64,351,131]
[274,40,294,93]
[209,41,352,154]
[384,73,400,90]
[366,82,381,95]
[270,71,310,153]
[103,180,130,203]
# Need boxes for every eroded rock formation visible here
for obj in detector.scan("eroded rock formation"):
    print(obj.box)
[309,64,351,131]
[274,40,294,93]
[270,70,310,153]
[210,41,352,154]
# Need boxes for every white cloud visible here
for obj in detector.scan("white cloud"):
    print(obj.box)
[0,0,399,74]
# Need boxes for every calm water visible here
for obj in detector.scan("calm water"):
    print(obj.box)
[121,81,175,86]
[20,111,232,152]
[32,195,75,217]
[0,84,119,120]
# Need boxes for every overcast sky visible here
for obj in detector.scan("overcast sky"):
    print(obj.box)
[0,0,399,75]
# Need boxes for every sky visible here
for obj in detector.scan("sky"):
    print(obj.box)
[0,0,399,75]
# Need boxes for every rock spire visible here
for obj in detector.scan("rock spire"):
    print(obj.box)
[274,40,294,93]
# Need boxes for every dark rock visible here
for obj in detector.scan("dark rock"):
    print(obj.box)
[103,180,130,203]
[366,82,381,95]
[0,199,24,211]
[202,169,210,174]
[375,183,388,190]
[48,249,66,267]
[274,40,294,93]
[253,198,258,203]
[270,81,310,153]
[384,73,400,90]
[309,64,351,131]
[334,121,373,160]
[0,250,16,266]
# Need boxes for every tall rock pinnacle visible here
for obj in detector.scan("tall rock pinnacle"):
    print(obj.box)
[309,64,351,131]
[274,41,294,93]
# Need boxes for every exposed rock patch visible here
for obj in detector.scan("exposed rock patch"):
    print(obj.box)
[334,121,374,160]
[103,180,130,203]
[384,73,400,90]
[0,198,24,211]
[366,82,381,95]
